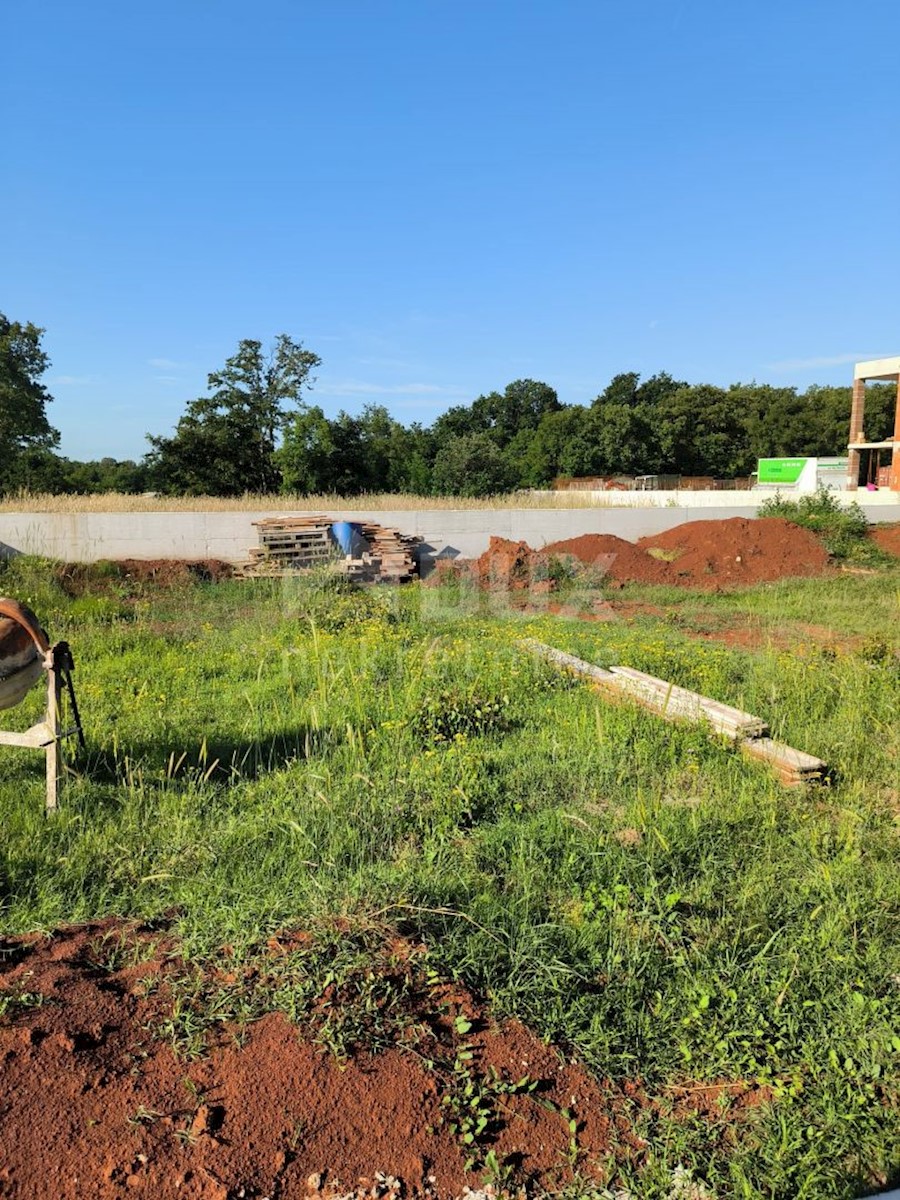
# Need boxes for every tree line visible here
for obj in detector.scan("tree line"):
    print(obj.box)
[2,315,896,497]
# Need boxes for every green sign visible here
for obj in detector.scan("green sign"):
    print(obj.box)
[757,457,807,484]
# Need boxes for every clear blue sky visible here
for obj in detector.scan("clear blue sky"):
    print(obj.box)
[4,0,899,461]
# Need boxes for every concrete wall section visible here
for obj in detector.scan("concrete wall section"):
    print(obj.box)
[0,504,898,566]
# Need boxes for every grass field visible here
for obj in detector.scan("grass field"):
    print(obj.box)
[1,556,899,1197]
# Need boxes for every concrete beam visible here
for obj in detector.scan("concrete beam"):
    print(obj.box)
[854,356,900,381]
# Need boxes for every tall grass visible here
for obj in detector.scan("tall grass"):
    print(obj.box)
[0,489,647,512]
[0,558,899,1197]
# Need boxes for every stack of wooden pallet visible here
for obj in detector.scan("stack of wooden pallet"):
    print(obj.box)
[245,517,420,583]
[522,640,827,788]
[247,516,335,573]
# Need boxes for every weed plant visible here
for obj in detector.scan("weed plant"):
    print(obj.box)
[0,556,898,1197]
[758,485,879,561]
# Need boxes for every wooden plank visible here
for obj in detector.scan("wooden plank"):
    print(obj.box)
[521,638,618,684]
[602,680,748,738]
[607,667,767,738]
[248,516,418,582]
[521,639,826,787]
[0,721,55,749]
[741,737,826,781]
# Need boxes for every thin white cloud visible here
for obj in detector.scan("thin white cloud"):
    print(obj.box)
[148,357,186,370]
[388,397,452,410]
[357,357,418,370]
[766,352,873,371]
[317,380,466,398]
[154,375,180,384]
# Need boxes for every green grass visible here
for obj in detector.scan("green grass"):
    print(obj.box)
[615,571,900,644]
[1,556,899,1198]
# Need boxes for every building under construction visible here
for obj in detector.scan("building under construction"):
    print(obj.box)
[848,356,900,491]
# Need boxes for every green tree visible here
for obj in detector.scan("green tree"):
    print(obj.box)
[64,457,150,493]
[146,335,320,495]
[275,405,340,494]
[430,402,491,446]
[508,406,596,487]
[587,402,659,474]
[586,372,687,475]
[471,379,562,447]
[0,314,60,492]
[431,432,516,496]
[655,384,753,476]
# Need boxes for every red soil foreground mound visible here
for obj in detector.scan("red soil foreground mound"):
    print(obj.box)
[470,518,831,592]
[0,920,640,1199]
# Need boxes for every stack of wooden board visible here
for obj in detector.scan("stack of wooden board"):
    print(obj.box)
[356,523,419,582]
[245,517,420,583]
[521,639,826,788]
[739,738,828,787]
[605,665,767,739]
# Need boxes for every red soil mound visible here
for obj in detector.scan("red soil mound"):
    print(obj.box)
[116,559,235,584]
[543,533,669,585]
[0,921,633,1199]
[473,537,537,590]
[870,523,900,558]
[637,517,831,589]
[470,518,832,592]
[55,560,234,596]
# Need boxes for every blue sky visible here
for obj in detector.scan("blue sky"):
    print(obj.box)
[4,0,899,460]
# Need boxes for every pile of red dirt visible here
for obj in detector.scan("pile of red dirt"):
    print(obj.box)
[635,517,831,589]
[870,523,900,558]
[473,538,541,590]
[543,533,669,585]
[0,920,638,1199]
[469,518,832,592]
[115,559,235,584]
[55,559,234,595]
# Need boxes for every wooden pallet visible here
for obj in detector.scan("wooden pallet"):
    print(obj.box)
[244,517,420,582]
[522,639,826,787]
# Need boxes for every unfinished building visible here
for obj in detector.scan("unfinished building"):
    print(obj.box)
[847,356,900,490]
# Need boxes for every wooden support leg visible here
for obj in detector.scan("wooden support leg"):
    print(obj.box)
[45,657,60,813]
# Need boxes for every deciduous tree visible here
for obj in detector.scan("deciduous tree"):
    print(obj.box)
[0,314,60,492]
[146,335,320,494]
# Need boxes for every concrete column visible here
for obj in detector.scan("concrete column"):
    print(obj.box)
[847,378,866,489]
[890,377,900,491]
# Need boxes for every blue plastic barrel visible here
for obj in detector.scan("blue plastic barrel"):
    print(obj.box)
[330,521,367,556]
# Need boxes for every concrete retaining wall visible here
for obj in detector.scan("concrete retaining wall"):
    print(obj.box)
[0,503,898,567]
